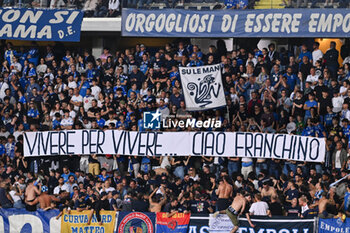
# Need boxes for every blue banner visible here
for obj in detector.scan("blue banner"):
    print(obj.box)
[117,211,156,233]
[0,208,60,233]
[122,8,350,38]
[319,217,350,233]
[0,8,83,41]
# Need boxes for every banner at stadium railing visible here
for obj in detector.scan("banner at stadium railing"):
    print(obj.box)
[117,211,156,233]
[0,208,60,233]
[188,215,209,233]
[209,215,315,233]
[0,8,83,41]
[318,217,350,233]
[23,130,326,162]
[61,210,116,233]
[156,212,191,233]
[122,8,350,38]
[180,64,226,111]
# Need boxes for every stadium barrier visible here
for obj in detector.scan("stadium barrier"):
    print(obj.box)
[1,208,347,233]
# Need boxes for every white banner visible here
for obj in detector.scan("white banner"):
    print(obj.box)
[23,130,325,162]
[179,64,226,111]
[209,214,315,233]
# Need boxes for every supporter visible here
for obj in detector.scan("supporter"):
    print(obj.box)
[249,193,269,216]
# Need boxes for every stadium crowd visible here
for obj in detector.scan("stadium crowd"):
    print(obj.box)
[0,39,350,223]
[1,0,348,13]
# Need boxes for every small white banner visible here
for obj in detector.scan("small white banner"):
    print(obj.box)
[179,64,226,111]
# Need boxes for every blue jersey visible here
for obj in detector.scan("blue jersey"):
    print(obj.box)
[298,51,312,62]
[314,124,326,138]
[0,144,6,155]
[304,100,318,117]
[28,67,36,77]
[324,113,336,126]
[139,61,149,74]
[52,119,61,129]
[237,0,248,9]
[97,118,105,128]
[302,126,315,136]
[77,81,90,97]
[27,108,39,118]
[5,142,15,159]
[225,0,236,8]
[138,119,144,131]
[86,68,96,83]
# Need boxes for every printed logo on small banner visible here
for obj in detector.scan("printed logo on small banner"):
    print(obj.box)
[118,212,155,233]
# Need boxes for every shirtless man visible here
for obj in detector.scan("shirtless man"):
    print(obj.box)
[318,192,333,218]
[213,191,248,233]
[215,175,233,211]
[25,179,41,211]
[261,180,277,200]
[149,187,167,212]
[37,186,60,210]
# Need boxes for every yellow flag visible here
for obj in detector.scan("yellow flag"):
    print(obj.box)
[61,210,116,233]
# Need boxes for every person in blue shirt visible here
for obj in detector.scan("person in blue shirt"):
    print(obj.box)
[28,63,36,78]
[188,54,204,67]
[170,66,180,86]
[284,66,298,92]
[270,64,282,86]
[303,93,318,121]
[313,118,326,138]
[302,118,315,136]
[27,42,39,66]
[86,62,96,84]
[298,44,312,64]
[225,0,236,8]
[18,47,28,67]
[139,54,149,75]
[324,106,336,129]
[342,119,350,141]
[27,101,40,124]
[4,42,17,65]
[61,166,76,183]
[96,113,105,128]
[98,169,109,182]
[77,75,90,97]
[5,135,15,160]
[236,0,248,9]
[52,113,61,130]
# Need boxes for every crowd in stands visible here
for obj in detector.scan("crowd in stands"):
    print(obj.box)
[1,0,348,13]
[0,38,350,222]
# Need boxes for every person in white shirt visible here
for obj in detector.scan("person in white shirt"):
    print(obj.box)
[60,110,74,129]
[157,99,170,120]
[10,57,22,74]
[341,103,350,121]
[249,194,270,216]
[332,92,344,113]
[53,177,69,195]
[306,67,319,89]
[312,42,323,66]
[70,88,83,111]
[298,196,309,216]
[83,88,94,112]
[67,75,77,89]
[106,112,117,127]
[91,79,101,99]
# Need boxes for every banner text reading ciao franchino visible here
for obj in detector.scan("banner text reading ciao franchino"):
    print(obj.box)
[24,130,325,163]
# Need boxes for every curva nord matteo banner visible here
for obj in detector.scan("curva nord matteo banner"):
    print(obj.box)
[23,130,326,162]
